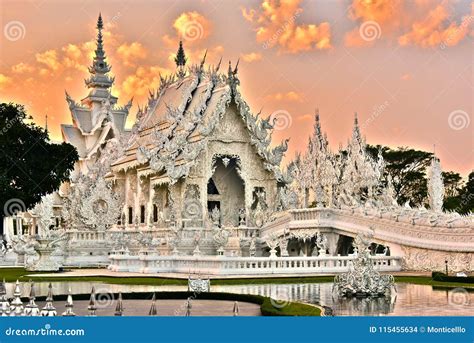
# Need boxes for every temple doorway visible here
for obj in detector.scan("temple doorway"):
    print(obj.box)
[207,156,245,226]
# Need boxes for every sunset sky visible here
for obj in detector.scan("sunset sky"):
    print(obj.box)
[0,0,472,175]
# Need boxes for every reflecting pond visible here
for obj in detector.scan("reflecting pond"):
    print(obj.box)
[5,281,473,316]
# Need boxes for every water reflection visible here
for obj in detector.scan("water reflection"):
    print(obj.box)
[4,282,472,316]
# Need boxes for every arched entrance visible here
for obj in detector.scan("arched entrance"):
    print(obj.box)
[207,156,245,227]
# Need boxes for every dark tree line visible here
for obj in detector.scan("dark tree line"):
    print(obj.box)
[0,103,78,235]
[367,145,473,214]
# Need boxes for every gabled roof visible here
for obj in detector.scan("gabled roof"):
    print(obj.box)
[111,62,290,184]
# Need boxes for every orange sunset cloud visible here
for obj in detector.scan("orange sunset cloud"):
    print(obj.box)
[0,1,472,176]
[242,0,332,53]
[398,1,473,48]
[241,52,263,63]
[173,11,212,43]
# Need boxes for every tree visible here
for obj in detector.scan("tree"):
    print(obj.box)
[367,145,433,206]
[442,171,463,212]
[457,171,474,214]
[442,171,463,197]
[0,103,78,234]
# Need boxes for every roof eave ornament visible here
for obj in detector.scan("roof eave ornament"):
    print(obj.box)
[227,60,240,98]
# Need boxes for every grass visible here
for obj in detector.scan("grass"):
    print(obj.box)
[260,297,321,316]
[0,268,334,285]
[394,276,474,290]
[1,268,473,290]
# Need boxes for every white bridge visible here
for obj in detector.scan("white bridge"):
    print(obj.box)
[261,207,474,253]
[107,206,473,275]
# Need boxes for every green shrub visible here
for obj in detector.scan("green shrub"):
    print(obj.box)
[431,272,474,284]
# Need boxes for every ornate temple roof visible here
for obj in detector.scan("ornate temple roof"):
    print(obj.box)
[60,14,132,160]
[111,50,289,184]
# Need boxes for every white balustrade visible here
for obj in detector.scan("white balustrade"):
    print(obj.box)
[108,253,401,275]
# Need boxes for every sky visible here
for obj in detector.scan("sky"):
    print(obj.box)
[0,0,472,176]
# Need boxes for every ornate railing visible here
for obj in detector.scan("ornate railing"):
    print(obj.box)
[108,253,401,275]
[260,208,474,252]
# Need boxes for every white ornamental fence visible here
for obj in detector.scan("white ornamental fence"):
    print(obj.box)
[108,252,402,275]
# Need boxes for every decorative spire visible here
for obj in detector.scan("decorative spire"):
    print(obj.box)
[114,292,124,316]
[175,40,187,78]
[200,49,207,70]
[351,112,362,145]
[10,280,24,316]
[185,297,192,316]
[148,293,157,316]
[233,58,240,75]
[227,60,233,80]
[62,288,76,316]
[85,13,113,89]
[24,281,40,316]
[88,286,97,316]
[216,57,222,72]
[175,40,187,67]
[233,301,239,316]
[0,278,9,316]
[226,60,240,95]
[40,283,57,316]
[314,108,321,137]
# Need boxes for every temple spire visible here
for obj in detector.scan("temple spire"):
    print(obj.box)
[175,40,187,77]
[352,112,361,142]
[314,108,321,136]
[85,13,113,90]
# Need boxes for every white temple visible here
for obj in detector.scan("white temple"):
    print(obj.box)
[2,15,472,274]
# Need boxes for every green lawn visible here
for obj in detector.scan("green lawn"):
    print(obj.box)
[394,276,474,289]
[1,268,473,289]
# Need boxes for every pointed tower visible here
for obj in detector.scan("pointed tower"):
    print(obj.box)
[88,286,97,316]
[84,13,114,95]
[62,288,76,317]
[185,297,192,316]
[233,301,239,316]
[10,280,24,316]
[0,279,9,316]
[24,282,40,316]
[148,293,157,316]
[61,13,132,176]
[114,292,124,316]
[175,40,187,78]
[339,112,381,202]
[40,283,57,316]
